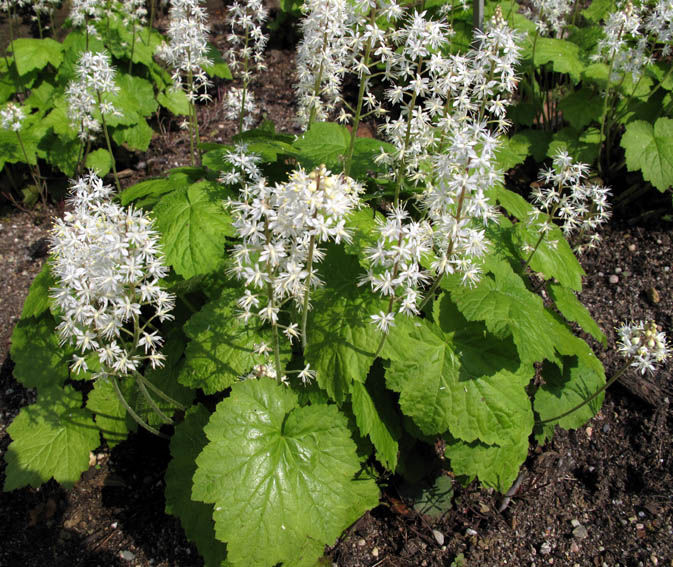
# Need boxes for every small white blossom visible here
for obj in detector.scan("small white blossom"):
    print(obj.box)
[617,321,670,375]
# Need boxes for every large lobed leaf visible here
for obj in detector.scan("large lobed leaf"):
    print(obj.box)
[4,386,99,491]
[383,294,534,444]
[165,405,229,567]
[153,181,234,278]
[179,288,290,394]
[192,379,379,567]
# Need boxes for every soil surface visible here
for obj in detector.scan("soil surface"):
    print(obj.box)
[1,4,673,567]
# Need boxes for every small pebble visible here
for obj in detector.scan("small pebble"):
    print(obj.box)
[372,547,379,558]
[615,267,622,274]
[540,542,552,555]
[602,424,611,433]
[570,541,580,553]
[466,528,478,537]
[433,529,445,545]
[628,244,637,252]
[609,274,619,284]
[120,550,135,562]
[358,538,366,547]
[572,524,589,540]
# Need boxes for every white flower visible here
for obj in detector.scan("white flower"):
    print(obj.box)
[0,103,24,132]
[50,173,175,377]
[617,321,670,375]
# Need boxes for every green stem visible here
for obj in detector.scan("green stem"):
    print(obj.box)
[301,234,316,352]
[15,131,47,205]
[522,230,546,271]
[137,373,186,411]
[129,24,136,74]
[598,24,624,174]
[537,361,629,425]
[135,373,174,424]
[97,93,121,193]
[112,376,167,438]
[146,0,155,46]
[238,29,250,135]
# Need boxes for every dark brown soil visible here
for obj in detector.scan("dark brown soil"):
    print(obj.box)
[1,6,673,567]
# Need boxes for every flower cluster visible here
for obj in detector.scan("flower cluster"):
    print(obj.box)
[50,173,175,378]
[592,0,650,80]
[295,0,354,128]
[617,321,670,375]
[66,50,121,142]
[0,102,25,132]
[156,0,213,101]
[223,87,258,130]
[362,206,433,332]
[120,0,148,28]
[70,0,103,38]
[227,165,363,328]
[523,0,574,36]
[219,142,263,186]
[225,0,268,81]
[527,150,612,253]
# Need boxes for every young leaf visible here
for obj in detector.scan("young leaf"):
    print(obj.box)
[192,379,379,567]
[582,0,613,23]
[293,122,350,170]
[165,405,229,567]
[107,74,158,126]
[20,262,54,320]
[10,313,71,389]
[157,88,191,116]
[383,296,534,443]
[533,38,584,83]
[350,378,401,471]
[548,283,606,345]
[85,148,112,177]
[547,126,600,165]
[534,354,605,442]
[510,129,551,162]
[153,181,234,279]
[111,118,154,152]
[179,288,290,394]
[558,88,603,129]
[4,385,99,491]
[11,38,63,76]
[305,246,385,402]
[443,432,529,492]
[621,118,673,192]
[203,43,232,79]
[120,177,176,208]
[495,133,533,170]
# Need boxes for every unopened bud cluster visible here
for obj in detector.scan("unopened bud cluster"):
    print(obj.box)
[617,321,670,375]
[50,173,175,378]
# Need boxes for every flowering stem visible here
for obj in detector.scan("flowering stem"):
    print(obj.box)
[522,230,546,271]
[97,92,122,193]
[129,25,137,74]
[238,29,250,135]
[135,373,174,424]
[537,361,629,425]
[598,23,624,175]
[136,372,186,411]
[112,375,167,438]
[301,234,316,352]
[15,131,47,206]
[146,0,155,46]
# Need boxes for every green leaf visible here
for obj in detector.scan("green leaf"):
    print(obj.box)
[444,432,529,492]
[157,88,190,116]
[41,131,80,176]
[4,385,100,491]
[293,122,350,170]
[621,118,673,192]
[513,222,585,291]
[547,126,600,166]
[559,88,603,129]
[494,186,534,221]
[648,61,673,91]
[343,207,385,267]
[111,118,154,151]
[85,148,112,177]
[548,283,606,345]
[153,181,234,278]
[10,313,71,389]
[11,38,63,76]
[166,405,229,567]
[24,80,55,110]
[192,379,379,567]
[495,133,532,170]
[121,177,176,208]
[20,262,55,319]
[582,0,613,22]
[179,288,290,394]
[446,256,560,364]
[108,74,158,126]
[350,137,396,179]
[511,129,551,162]
[305,246,384,402]
[383,298,533,442]
[351,378,400,471]
[581,62,610,89]
[533,37,584,83]
[534,353,605,441]
[203,43,232,79]
[86,379,130,447]
[400,475,454,518]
